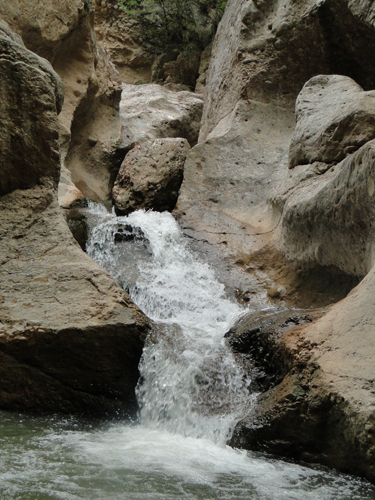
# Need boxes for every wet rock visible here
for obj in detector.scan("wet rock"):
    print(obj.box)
[228,282,375,482]
[113,138,190,215]
[65,208,89,251]
[289,75,375,168]
[0,25,150,416]
[120,84,204,150]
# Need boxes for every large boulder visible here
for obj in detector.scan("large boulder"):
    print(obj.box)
[289,75,375,168]
[0,0,125,202]
[279,138,375,278]
[113,138,190,215]
[120,84,204,150]
[229,272,375,482]
[0,25,150,415]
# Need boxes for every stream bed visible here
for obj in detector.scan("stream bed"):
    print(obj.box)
[1,205,375,500]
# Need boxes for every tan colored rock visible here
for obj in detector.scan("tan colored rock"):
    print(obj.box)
[95,9,154,84]
[289,75,375,168]
[279,139,375,277]
[199,0,375,143]
[0,22,63,196]
[120,84,204,149]
[177,0,375,299]
[58,165,85,208]
[113,138,190,215]
[0,0,125,202]
[229,271,375,482]
[0,24,150,415]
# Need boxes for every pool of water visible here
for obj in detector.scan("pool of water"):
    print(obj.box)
[1,411,374,500]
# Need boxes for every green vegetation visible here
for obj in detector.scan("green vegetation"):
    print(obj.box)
[117,0,227,50]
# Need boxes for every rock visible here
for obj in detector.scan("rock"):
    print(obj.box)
[58,165,85,208]
[120,84,204,149]
[176,0,375,480]
[199,0,375,143]
[279,138,375,277]
[113,138,190,215]
[0,0,125,201]
[0,24,150,415]
[176,99,295,307]
[177,0,375,302]
[0,22,63,196]
[289,75,375,168]
[195,42,212,94]
[229,276,375,482]
[154,46,202,89]
[95,9,154,83]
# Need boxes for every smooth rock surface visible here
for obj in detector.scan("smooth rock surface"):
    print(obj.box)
[229,275,375,482]
[0,0,125,201]
[0,24,150,415]
[120,84,204,150]
[289,75,375,168]
[113,138,190,215]
[279,139,375,277]
[0,22,63,196]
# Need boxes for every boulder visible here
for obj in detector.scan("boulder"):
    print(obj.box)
[289,75,375,168]
[120,83,204,150]
[113,138,190,215]
[279,138,375,277]
[0,25,150,415]
[229,274,375,482]
[0,0,125,201]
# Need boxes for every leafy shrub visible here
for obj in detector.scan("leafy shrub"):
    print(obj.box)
[117,0,227,50]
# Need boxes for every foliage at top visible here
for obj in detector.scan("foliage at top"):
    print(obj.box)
[117,0,227,50]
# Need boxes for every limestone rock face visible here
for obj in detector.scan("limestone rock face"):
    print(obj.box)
[95,6,153,84]
[178,0,375,298]
[113,138,190,215]
[229,274,375,482]
[279,139,375,277]
[289,75,375,168]
[0,22,63,196]
[0,24,150,415]
[177,0,375,480]
[199,0,375,143]
[0,0,124,201]
[120,84,204,150]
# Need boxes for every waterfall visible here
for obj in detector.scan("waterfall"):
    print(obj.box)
[86,205,254,444]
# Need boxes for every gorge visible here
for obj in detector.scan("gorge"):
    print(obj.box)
[1,0,375,497]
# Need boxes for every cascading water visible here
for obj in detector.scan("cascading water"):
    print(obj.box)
[1,203,375,500]
[86,206,254,444]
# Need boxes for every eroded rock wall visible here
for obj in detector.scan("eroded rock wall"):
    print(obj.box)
[176,0,375,482]
[0,0,124,202]
[0,24,150,415]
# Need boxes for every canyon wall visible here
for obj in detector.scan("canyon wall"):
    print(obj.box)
[176,0,375,482]
[0,21,150,415]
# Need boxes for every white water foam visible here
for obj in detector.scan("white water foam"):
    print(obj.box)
[87,208,253,444]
